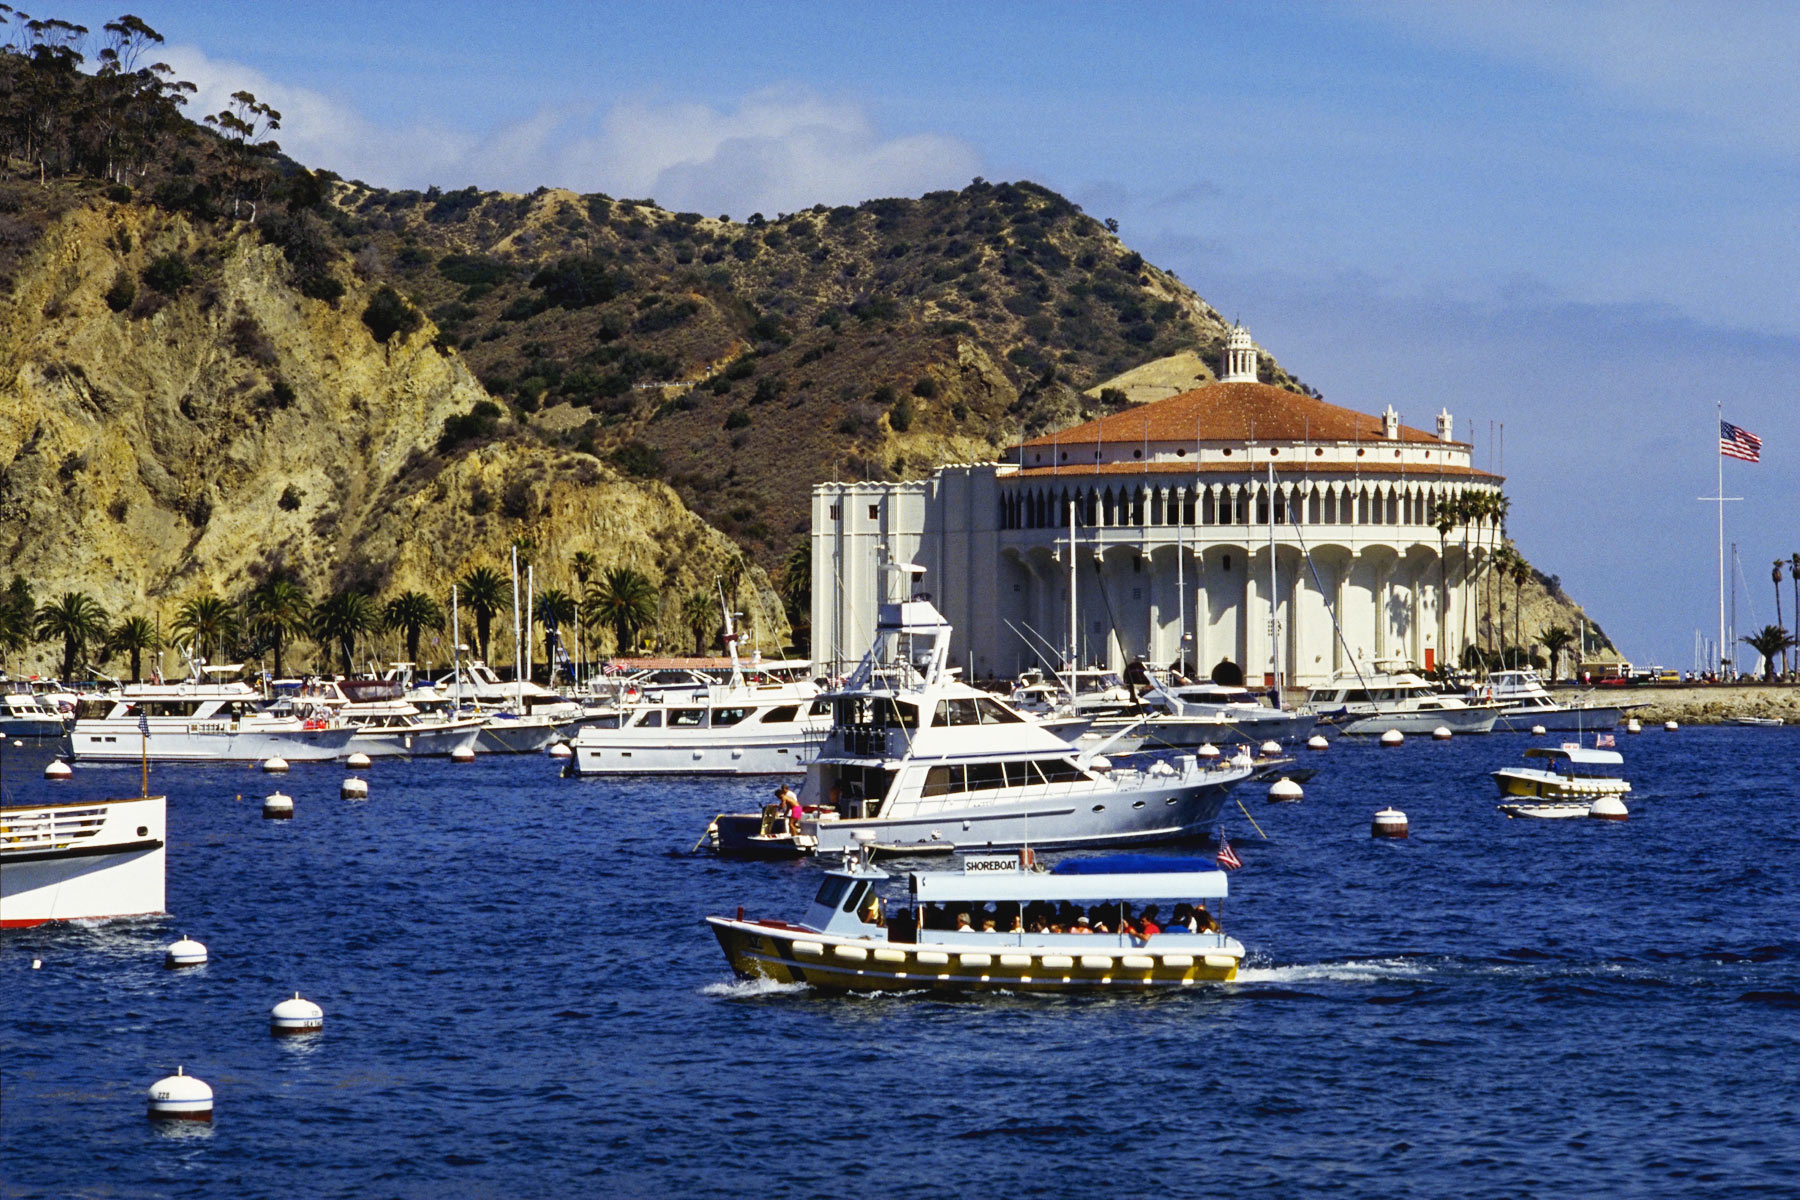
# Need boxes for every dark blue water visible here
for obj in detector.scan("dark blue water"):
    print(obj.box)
[4,728,1799,1199]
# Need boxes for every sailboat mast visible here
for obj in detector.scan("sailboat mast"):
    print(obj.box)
[1718,399,1726,678]
[1067,497,1078,674]
[511,546,524,711]
[1267,461,1279,694]
[451,585,462,710]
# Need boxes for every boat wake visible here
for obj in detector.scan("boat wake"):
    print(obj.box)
[700,976,811,999]
[1234,957,1436,987]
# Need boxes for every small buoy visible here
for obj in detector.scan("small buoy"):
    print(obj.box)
[270,992,324,1036]
[1530,724,1547,736]
[346,751,372,769]
[450,746,476,763]
[1306,734,1329,751]
[1267,776,1304,802]
[1589,795,1629,821]
[262,791,293,820]
[31,957,42,969]
[1380,729,1404,747]
[1259,739,1282,756]
[340,776,368,800]
[1664,720,1679,732]
[1372,807,1409,838]
[43,759,72,780]
[1432,726,1453,741]
[1626,718,1642,734]
[1196,743,1220,758]
[147,1066,213,1122]
[548,742,572,759]
[262,756,289,774]
[164,935,208,968]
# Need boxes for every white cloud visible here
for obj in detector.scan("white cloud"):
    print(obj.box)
[155,47,979,213]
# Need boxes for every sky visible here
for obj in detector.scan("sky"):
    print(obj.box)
[41,1,1800,670]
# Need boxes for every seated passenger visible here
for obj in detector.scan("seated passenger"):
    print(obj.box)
[1007,914,1024,933]
[860,895,885,927]
[1030,916,1050,934]
[1072,916,1093,934]
[980,918,996,932]
[1139,905,1163,936]
[1087,906,1112,934]
[1170,904,1197,933]
[955,912,974,932]
[1192,903,1219,933]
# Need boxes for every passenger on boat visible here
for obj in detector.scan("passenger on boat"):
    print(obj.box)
[980,918,996,932]
[860,894,885,927]
[1087,906,1112,934]
[1072,916,1092,934]
[955,912,974,932]
[1139,906,1163,936]
[1008,913,1024,933]
[1192,903,1218,933]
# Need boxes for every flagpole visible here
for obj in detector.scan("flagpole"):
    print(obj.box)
[1717,398,1725,678]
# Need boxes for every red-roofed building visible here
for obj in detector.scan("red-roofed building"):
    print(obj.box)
[813,325,1504,686]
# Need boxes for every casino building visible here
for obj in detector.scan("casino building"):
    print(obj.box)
[811,325,1504,687]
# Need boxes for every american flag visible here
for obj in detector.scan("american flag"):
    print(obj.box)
[1721,420,1762,463]
[137,707,150,736]
[1595,733,1616,747]
[1216,833,1242,871]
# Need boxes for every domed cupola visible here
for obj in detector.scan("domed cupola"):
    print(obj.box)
[1221,322,1259,384]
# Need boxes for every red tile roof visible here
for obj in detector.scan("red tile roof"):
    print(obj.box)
[1020,381,1454,449]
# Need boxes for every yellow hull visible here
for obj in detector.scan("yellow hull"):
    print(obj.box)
[709,919,1239,993]
[1494,771,1629,800]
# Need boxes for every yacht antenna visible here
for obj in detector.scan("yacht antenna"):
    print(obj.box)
[451,585,463,712]
[512,545,524,712]
[719,579,745,689]
[1267,460,1281,705]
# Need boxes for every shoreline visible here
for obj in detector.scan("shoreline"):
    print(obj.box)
[1559,683,1799,726]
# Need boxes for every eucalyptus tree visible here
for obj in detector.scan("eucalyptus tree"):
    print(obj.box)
[313,590,378,677]
[172,593,237,664]
[106,615,160,683]
[248,577,312,678]
[456,566,508,662]
[382,590,444,667]
[35,592,109,681]
[586,567,658,655]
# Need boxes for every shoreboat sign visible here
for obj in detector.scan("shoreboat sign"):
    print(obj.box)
[963,854,1020,874]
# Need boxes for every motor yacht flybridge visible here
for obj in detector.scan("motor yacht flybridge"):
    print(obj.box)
[69,662,356,762]
[800,568,1255,855]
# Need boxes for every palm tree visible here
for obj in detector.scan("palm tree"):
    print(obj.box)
[248,577,312,678]
[313,590,378,676]
[457,566,508,662]
[1432,498,1459,670]
[35,591,109,681]
[1538,624,1576,682]
[778,541,810,625]
[570,550,599,592]
[106,615,160,682]
[533,587,576,678]
[681,591,718,655]
[1741,625,1797,683]
[586,567,658,655]
[1775,561,1788,678]
[172,593,238,663]
[383,590,444,666]
[1511,552,1531,668]
[1792,552,1800,679]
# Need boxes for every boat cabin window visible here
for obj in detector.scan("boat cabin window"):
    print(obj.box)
[814,876,854,908]
[588,713,622,729]
[835,697,919,728]
[760,704,800,724]
[932,697,1026,726]
[631,709,663,728]
[710,707,750,726]
[670,708,706,727]
[1341,689,1370,704]
[808,698,831,716]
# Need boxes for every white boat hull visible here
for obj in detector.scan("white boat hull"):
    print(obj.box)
[1494,706,1627,732]
[1,714,67,739]
[569,729,821,775]
[1329,707,1499,736]
[70,723,358,762]
[474,716,559,754]
[1,796,166,926]
[348,721,485,758]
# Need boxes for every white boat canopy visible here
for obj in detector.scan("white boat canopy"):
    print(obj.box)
[1523,747,1625,766]
[909,857,1228,905]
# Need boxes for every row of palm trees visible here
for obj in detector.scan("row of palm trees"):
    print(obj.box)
[0,558,750,684]
[1431,489,1517,668]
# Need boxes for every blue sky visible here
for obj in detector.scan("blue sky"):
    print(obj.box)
[44,2,1800,668]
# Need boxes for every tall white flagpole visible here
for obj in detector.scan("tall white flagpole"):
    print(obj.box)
[1717,399,1725,677]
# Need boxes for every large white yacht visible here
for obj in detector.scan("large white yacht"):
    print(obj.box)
[1,791,166,926]
[800,572,1256,855]
[69,665,358,762]
[1472,669,1636,733]
[279,677,486,758]
[1305,658,1500,735]
[566,608,829,775]
[1,678,68,739]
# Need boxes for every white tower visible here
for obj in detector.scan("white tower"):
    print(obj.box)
[1435,408,1454,443]
[1221,323,1259,383]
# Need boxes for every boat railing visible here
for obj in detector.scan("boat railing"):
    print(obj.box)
[0,804,110,850]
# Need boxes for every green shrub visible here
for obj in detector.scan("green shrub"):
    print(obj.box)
[724,409,751,431]
[889,396,914,432]
[609,441,665,477]
[278,484,303,511]
[142,253,192,294]
[363,285,423,343]
[911,377,938,399]
[104,273,136,312]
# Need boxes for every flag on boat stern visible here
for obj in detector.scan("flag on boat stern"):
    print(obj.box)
[137,706,151,735]
[1720,420,1762,463]
[1595,733,1616,747]
[1216,834,1243,871]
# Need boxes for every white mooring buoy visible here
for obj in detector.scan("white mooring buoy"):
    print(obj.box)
[1664,720,1679,732]
[262,756,289,774]
[1259,739,1283,756]
[262,791,293,820]
[548,742,572,759]
[1589,795,1629,822]
[1306,734,1330,751]
[43,758,72,780]
[1432,726,1453,741]
[1371,807,1410,838]
[1267,776,1304,802]
[1530,724,1547,736]
[164,935,208,969]
[345,751,372,770]
[450,746,477,763]
[147,1066,213,1122]
[270,992,325,1036]
[1626,718,1642,734]
[340,777,369,800]
[1196,742,1220,759]
[1380,729,1404,747]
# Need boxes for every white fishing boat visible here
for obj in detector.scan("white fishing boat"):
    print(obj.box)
[1474,669,1636,732]
[567,597,828,775]
[1305,659,1500,735]
[68,664,357,762]
[796,569,1255,856]
[1493,744,1631,819]
[707,841,1245,993]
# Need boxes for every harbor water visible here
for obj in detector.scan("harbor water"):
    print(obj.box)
[4,727,1799,1197]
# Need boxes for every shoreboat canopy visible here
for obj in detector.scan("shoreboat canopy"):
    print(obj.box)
[909,858,1227,904]
[1522,747,1624,766]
